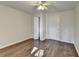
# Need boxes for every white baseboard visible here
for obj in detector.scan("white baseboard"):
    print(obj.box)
[45,38,73,44]
[74,43,79,56]
[0,37,32,49]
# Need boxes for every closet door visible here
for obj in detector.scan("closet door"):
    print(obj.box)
[34,12,46,41]
[40,12,46,41]
[34,17,39,39]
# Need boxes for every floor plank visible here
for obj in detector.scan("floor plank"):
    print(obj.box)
[0,39,78,57]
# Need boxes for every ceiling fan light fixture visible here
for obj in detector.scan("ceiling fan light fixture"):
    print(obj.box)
[37,1,48,10]
[37,5,42,10]
[37,5,48,10]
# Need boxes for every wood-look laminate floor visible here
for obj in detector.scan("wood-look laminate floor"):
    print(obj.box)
[0,39,78,57]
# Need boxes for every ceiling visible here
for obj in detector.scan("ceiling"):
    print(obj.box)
[0,1,78,14]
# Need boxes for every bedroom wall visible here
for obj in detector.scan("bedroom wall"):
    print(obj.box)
[46,10,75,43]
[58,10,75,43]
[46,13,60,40]
[74,3,79,55]
[0,5,33,49]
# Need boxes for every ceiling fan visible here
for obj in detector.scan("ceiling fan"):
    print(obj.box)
[25,1,58,11]
[30,1,57,11]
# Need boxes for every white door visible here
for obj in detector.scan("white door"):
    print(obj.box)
[34,17,39,39]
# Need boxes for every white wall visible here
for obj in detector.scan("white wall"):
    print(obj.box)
[46,13,60,40]
[59,10,75,43]
[74,3,79,55]
[46,10,75,43]
[0,5,33,49]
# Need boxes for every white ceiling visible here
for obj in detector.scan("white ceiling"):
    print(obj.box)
[0,1,78,14]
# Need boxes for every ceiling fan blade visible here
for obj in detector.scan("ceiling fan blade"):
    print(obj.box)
[45,1,59,10]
